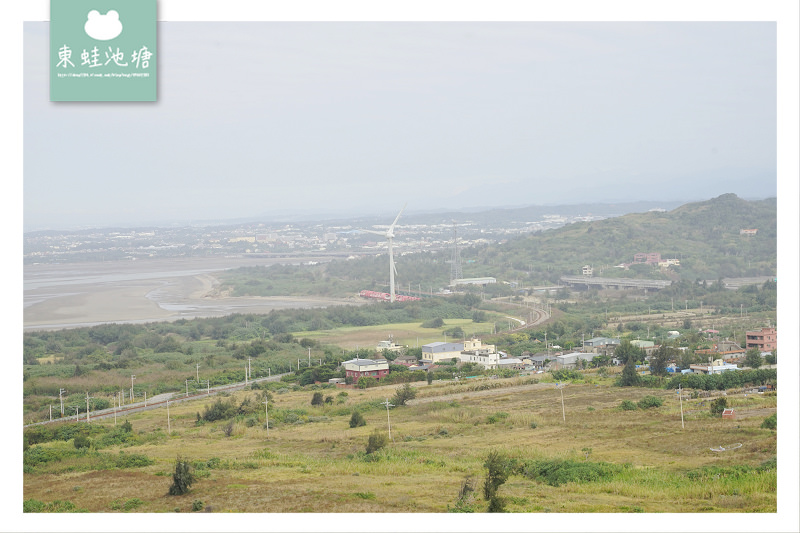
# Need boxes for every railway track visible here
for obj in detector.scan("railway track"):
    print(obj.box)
[24,374,289,428]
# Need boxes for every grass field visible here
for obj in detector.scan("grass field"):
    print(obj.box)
[23,372,777,514]
[299,318,499,349]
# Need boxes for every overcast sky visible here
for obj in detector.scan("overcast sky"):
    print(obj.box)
[24,20,777,230]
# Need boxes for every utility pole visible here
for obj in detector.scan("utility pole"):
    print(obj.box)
[557,383,566,422]
[381,398,395,442]
[85,392,93,423]
[49,405,52,422]
[113,393,117,425]
[72,406,79,421]
[203,380,210,395]
[186,379,192,397]
[264,396,269,437]
[679,384,685,429]
[308,347,311,368]
[59,388,65,417]
[130,375,136,404]
[167,400,171,434]
[248,358,252,380]
[196,363,200,382]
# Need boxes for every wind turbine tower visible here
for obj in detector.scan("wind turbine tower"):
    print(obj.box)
[450,222,463,285]
[361,205,406,302]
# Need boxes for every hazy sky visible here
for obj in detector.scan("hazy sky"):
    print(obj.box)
[23,20,778,230]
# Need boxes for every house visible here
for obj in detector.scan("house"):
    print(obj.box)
[695,340,746,361]
[341,358,390,382]
[689,359,739,374]
[554,352,596,369]
[460,351,500,369]
[583,337,621,354]
[497,357,525,370]
[394,354,419,367]
[376,339,404,353]
[745,327,777,352]
[421,341,465,364]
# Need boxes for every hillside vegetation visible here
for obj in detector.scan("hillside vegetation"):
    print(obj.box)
[219,194,776,297]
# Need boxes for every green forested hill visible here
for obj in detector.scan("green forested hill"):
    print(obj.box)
[466,193,776,284]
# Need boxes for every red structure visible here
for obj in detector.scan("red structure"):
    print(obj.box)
[745,327,777,352]
[359,290,421,302]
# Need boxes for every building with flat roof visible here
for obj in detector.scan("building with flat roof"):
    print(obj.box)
[746,327,777,352]
[342,358,390,382]
[421,341,465,363]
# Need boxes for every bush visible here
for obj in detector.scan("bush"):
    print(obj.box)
[619,400,637,411]
[73,434,91,449]
[168,457,196,496]
[636,395,663,409]
[482,451,509,500]
[523,459,620,487]
[202,398,237,422]
[760,413,777,430]
[349,411,366,428]
[365,431,388,454]
[311,392,324,406]
[710,397,727,418]
[192,499,204,512]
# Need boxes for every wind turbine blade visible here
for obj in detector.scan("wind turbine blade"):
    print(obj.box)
[359,229,387,237]
[389,203,407,230]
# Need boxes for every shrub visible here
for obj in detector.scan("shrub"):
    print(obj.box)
[710,397,727,418]
[483,451,509,500]
[365,431,388,454]
[760,413,777,430]
[192,500,204,512]
[311,392,324,406]
[637,395,663,409]
[448,477,477,513]
[392,383,417,406]
[202,398,237,422]
[523,459,620,487]
[619,400,637,411]
[73,434,91,449]
[421,317,445,328]
[349,411,366,428]
[168,457,196,496]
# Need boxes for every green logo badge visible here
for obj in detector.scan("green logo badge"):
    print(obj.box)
[50,0,156,101]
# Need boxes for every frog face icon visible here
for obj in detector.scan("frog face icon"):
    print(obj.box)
[84,10,123,41]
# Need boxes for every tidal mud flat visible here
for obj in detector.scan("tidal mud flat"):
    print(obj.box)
[24,257,359,330]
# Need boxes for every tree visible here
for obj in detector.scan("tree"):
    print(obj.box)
[744,348,762,369]
[168,457,196,496]
[618,356,641,387]
[764,350,777,365]
[614,339,642,365]
[649,345,670,376]
[426,371,433,385]
[311,392,324,406]
[392,383,417,406]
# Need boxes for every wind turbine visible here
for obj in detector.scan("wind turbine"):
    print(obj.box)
[361,204,406,302]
